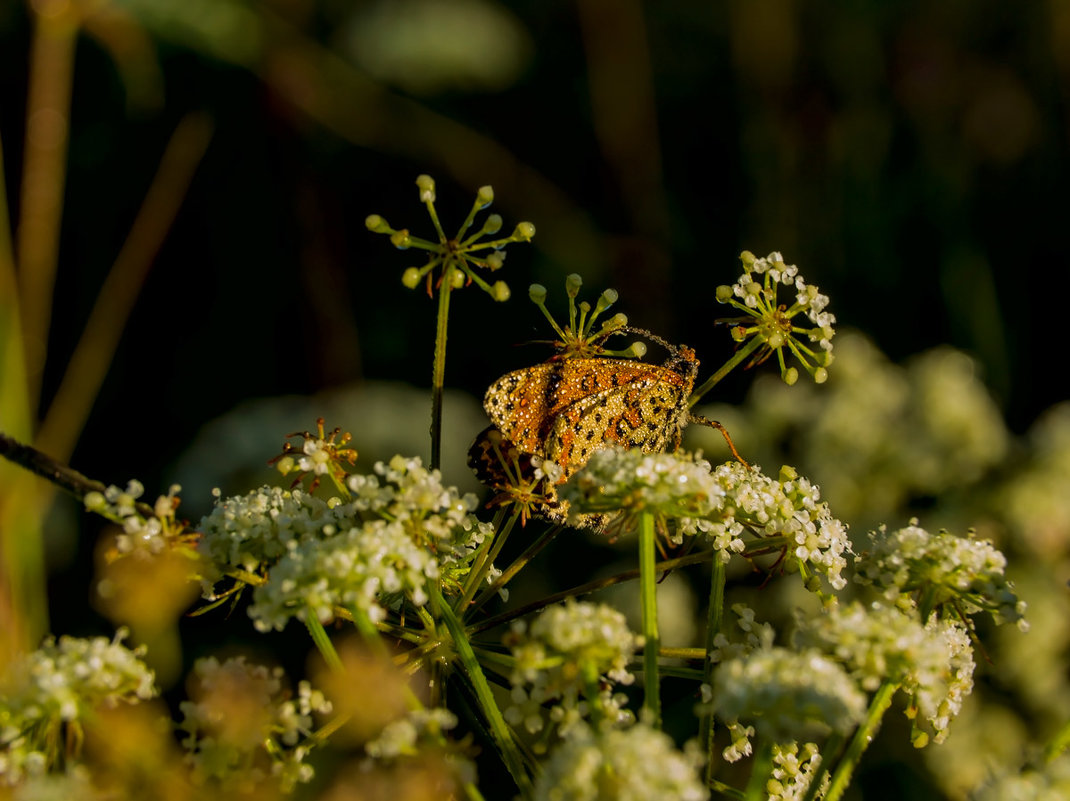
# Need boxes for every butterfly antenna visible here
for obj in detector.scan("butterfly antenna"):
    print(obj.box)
[688,414,750,468]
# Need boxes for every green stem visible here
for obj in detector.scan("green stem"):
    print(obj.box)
[435,585,534,799]
[430,267,453,470]
[709,777,746,800]
[824,681,897,801]
[688,337,765,408]
[456,507,520,614]
[743,738,774,801]
[638,511,661,726]
[469,523,563,615]
[1044,718,1070,763]
[304,614,344,673]
[701,555,727,784]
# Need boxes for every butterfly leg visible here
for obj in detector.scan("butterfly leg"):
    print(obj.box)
[688,414,750,468]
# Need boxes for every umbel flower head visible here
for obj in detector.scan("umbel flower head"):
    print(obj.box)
[366,174,533,302]
[711,647,867,744]
[197,456,492,631]
[793,600,975,745]
[855,521,1027,629]
[526,274,647,359]
[560,449,852,593]
[504,601,640,737]
[532,722,707,801]
[715,250,835,385]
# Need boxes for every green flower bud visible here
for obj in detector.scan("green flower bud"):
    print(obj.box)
[486,251,505,270]
[483,214,503,235]
[401,267,422,289]
[84,491,107,512]
[365,214,391,233]
[813,367,829,384]
[416,174,436,202]
[628,341,648,358]
[390,229,412,249]
[715,285,734,303]
[600,288,619,306]
[476,185,494,208]
[450,268,465,288]
[565,273,583,297]
[275,455,296,475]
[782,367,799,385]
[740,250,757,268]
[491,281,511,302]
[513,222,536,241]
[529,284,548,304]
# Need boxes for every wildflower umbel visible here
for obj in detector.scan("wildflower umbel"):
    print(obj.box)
[177,656,332,791]
[711,647,867,743]
[366,175,532,302]
[532,723,708,801]
[715,250,835,385]
[0,631,156,786]
[270,417,358,494]
[527,273,646,359]
[83,479,190,555]
[855,522,1028,629]
[504,601,640,736]
[794,601,975,745]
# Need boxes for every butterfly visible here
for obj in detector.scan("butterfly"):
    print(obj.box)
[468,335,699,527]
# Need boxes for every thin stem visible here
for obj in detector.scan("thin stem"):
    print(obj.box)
[469,548,717,636]
[435,585,534,799]
[456,507,520,614]
[430,266,453,470]
[743,738,774,801]
[688,337,765,408]
[638,511,661,726]
[304,614,344,673]
[701,556,727,784]
[824,681,897,801]
[468,523,563,615]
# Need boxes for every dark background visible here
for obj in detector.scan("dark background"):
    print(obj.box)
[2,2,1066,796]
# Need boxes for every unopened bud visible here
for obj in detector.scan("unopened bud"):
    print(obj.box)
[782,367,799,385]
[486,251,505,270]
[401,267,422,289]
[450,268,465,288]
[491,281,511,302]
[476,185,494,208]
[715,285,734,303]
[483,214,503,235]
[416,174,436,203]
[365,214,391,233]
[513,222,536,241]
[529,284,548,304]
[276,455,296,475]
[740,250,757,268]
[390,229,412,249]
[813,367,829,384]
[565,274,583,297]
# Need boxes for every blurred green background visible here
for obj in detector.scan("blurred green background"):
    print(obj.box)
[2,1,1069,797]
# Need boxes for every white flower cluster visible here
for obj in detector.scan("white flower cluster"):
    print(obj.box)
[0,632,156,786]
[856,522,1027,629]
[346,455,493,565]
[178,656,331,792]
[768,742,825,801]
[794,601,975,744]
[198,456,492,630]
[364,708,458,759]
[197,485,344,583]
[561,452,850,590]
[972,753,1070,801]
[707,603,776,663]
[505,601,640,737]
[712,647,867,743]
[732,251,836,352]
[83,480,183,555]
[247,519,441,631]
[532,723,707,801]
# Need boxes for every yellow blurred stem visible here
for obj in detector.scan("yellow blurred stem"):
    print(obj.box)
[36,113,213,463]
[17,1,79,416]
